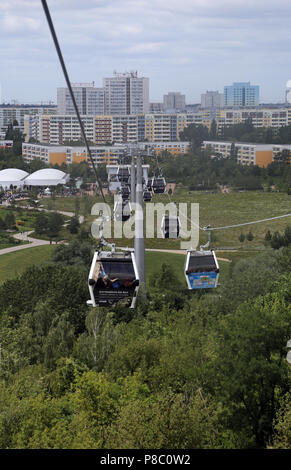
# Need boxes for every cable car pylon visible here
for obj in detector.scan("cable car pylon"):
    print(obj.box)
[134,152,146,294]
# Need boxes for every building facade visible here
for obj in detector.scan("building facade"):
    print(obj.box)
[57,82,105,115]
[202,140,291,167]
[24,107,291,147]
[201,91,224,108]
[22,142,125,168]
[0,105,57,134]
[224,82,260,107]
[103,71,149,115]
[163,92,186,112]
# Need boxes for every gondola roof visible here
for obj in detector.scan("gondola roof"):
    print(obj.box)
[186,251,218,273]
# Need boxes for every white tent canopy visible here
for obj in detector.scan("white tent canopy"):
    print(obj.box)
[24,168,70,186]
[0,168,29,189]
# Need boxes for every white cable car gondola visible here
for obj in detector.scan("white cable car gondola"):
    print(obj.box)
[87,249,139,308]
[117,166,130,184]
[114,199,131,222]
[161,215,181,238]
[152,176,166,194]
[185,249,219,289]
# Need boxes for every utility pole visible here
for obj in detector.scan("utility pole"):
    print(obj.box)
[134,152,146,290]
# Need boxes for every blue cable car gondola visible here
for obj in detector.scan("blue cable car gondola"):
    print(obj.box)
[87,250,139,308]
[185,249,219,289]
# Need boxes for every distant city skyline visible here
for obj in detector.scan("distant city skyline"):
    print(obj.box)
[1,0,291,104]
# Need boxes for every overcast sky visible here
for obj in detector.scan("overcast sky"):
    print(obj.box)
[1,0,291,104]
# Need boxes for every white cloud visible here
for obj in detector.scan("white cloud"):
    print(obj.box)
[3,15,41,32]
[1,0,291,102]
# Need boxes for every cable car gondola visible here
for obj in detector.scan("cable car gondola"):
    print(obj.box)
[147,178,153,191]
[143,190,152,202]
[117,166,130,184]
[114,199,131,222]
[185,249,219,289]
[152,176,166,194]
[87,250,139,308]
[120,184,130,200]
[161,215,181,238]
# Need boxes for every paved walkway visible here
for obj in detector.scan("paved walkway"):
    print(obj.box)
[0,231,51,256]
[145,248,231,262]
[0,204,84,256]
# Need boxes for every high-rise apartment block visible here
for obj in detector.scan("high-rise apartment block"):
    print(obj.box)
[163,92,186,112]
[201,91,224,108]
[224,82,259,107]
[57,82,105,115]
[0,104,57,133]
[103,71,149,115]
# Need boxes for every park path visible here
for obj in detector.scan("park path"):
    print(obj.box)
[0,231,51,256]
[0,236,231,262]
[145,248,231,262]
[0,203,85,256]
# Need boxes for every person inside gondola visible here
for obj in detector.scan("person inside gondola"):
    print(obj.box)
[103,275,121,289]
[124,279,134,288]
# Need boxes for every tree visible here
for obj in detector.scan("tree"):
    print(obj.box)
[51,239,94,267]
[74,198,80,216]
[47,212,64,239]
[4,212,16,229]
[239,233,245,243]
[246,231,254,241]
[271,393,291,448]
[209,119,217,140]
[68,215,80,234]
[271,231,285,250]
[265,230,272,243]
[35,212,49,235]
[0,217,7,230]
[210,276,291,447]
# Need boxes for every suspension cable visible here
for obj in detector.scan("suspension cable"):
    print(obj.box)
[41,0,107,205]
[154,149,291,233]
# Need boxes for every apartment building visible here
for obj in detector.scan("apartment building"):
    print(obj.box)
[0,105,57,133]
[57,83,105,115]
[0,140,13,149]
[103,71,149,115]
[163,92,186,112]
[201,91,224,108]
[215,108,291,130]
[25,114,96,145]
[22,142,124,168]
[145,141,190,155]
[224,82,260,107]
[202,140,291,167]
[25,106,291,147]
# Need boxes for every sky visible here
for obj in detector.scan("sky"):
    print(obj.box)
[1,0,291,104]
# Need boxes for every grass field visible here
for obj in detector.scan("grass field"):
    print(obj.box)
[0,243,240,289]
[0,245,56,284]
[3,189,291,252]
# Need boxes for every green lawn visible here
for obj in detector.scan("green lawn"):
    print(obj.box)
[0,245,56,284]
[12,190,291,250]
[104,189,291,249]
[0,243,235,290]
